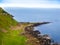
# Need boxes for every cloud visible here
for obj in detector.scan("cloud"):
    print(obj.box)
[0,3,60,8]
[0,0,60,8]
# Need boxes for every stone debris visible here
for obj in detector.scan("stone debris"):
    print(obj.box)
[24,22,60,45]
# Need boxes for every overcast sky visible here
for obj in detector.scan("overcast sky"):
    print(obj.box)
[0,0,60,8]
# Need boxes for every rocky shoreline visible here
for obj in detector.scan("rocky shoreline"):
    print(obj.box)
[22,22,60,45]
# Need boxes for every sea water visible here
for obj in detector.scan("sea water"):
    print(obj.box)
[4,7,60,43]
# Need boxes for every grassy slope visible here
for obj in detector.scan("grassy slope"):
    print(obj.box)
[0,8,27,45]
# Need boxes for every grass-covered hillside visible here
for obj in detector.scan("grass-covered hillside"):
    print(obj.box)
[0,11,17,30]
[0,7,27,45]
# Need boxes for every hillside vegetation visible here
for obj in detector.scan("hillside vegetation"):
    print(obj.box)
[0,7,27,45]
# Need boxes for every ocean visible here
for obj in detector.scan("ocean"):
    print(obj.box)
[4,7,60,43]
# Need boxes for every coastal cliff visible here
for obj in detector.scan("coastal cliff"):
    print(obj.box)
[0,7,59,45]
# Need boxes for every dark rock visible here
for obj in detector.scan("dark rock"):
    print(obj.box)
[31,22,51,27]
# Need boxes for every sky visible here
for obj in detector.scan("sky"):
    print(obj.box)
[0,0,60,8]
[0,0,60,42]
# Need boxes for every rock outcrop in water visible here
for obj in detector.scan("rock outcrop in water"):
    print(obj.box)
[23,22,59,45]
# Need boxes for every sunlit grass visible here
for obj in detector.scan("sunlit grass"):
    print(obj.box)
[2,30,27,45]
[0,8,27,45]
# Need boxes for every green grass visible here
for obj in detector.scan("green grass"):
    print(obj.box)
[0,8,27,45]
[3,30,27,45]
[0,14,17,29]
